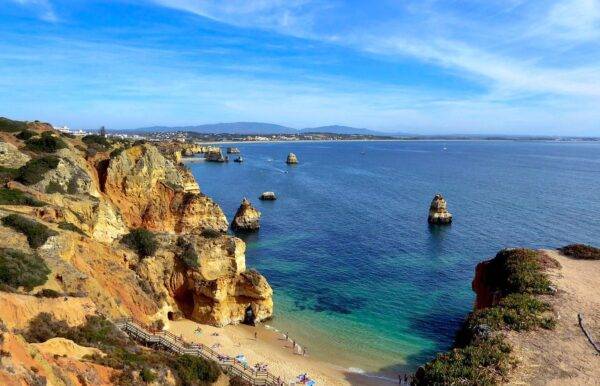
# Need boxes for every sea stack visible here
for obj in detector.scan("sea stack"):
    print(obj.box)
[286,152,298,164]
[227,147,241,154]
[259,191,277,201]
[231,198,261,231]
[428,194,452,224]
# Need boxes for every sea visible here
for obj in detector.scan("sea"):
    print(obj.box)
[187,140,600,380]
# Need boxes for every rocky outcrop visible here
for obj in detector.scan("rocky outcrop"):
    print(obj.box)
[0,141,30,168]
[259,191,277,201]
[231,198,261,232]
[103,145,228,233]
[286,152,298,164]
[205,149,228,163]
[472,258,501,309]
[0,122,274,333]
[227,147,241,154]
[427,194,452,224]
[136,234,273,326]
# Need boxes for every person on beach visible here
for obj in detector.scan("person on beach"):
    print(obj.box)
[285,332,288,340]
[254,331,258,340]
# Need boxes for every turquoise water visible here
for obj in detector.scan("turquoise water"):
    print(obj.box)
[188,140,600,377]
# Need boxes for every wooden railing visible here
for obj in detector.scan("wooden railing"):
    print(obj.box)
[114,318,283,385]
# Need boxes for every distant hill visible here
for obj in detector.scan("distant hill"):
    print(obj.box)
[300,125,391,136]
[135,122,297,134]
[132,122,405,135]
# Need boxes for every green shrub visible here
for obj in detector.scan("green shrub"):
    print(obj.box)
[140,367,156,383]
[25,132,67,153]
[177,238,199,269]
[109,147,124,158]
[229,377,252,386]
[16,156,60,185]
[16,129,37,140]
[0,248,50,291]
[1,214,58,248]
[122,229,158,258]
[45,181,65,194]
[414,336,512,386]
[466,294,553,333]
[0,188,46,206]
[174,354,221,385]
[558,244,600,260]
[35,288,62,298]
[201,227,222,238]
[58,221,86,235]
[0,166,18,184]
[0,117,27,133]
[486,248,551,295]
[82,135,110,153]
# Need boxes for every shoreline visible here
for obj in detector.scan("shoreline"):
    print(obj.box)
[167,319,397,386]
[186,138,600,146]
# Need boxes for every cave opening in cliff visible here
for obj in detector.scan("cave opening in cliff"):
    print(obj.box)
[167,311,174,321]
[173,287,195,318]
[243,305,255,326]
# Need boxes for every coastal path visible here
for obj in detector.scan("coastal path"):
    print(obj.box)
[115,318,284,386]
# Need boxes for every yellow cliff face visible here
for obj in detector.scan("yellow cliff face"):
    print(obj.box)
[136,234,273,327]
[0,123,273,336]
[102,144,228,234]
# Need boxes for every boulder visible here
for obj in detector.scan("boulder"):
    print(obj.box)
[286,152,298,164]
[0,141,30,168]
[227,147,241,154]
[259,192,277,201]
[231,198,261,231]
[428,194,452,224]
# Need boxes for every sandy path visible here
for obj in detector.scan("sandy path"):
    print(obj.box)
[506,250,600,385]
[168,319,395,386]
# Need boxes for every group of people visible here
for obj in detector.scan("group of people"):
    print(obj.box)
[283,331,308,356]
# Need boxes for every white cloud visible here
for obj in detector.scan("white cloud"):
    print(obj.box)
[151,0,600,101]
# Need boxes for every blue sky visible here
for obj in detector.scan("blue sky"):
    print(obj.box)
[1,0,599,134]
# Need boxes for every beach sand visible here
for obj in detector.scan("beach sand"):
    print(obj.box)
[168,319,397,386]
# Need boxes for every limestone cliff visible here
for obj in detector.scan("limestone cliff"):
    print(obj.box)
[231,198,261,232]
[137,234,273,326]
[427,193,452,224]
[0,118,273,333]
[102,144,227,233]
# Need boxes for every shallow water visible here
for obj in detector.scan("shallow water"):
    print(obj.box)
[188,140,600,377]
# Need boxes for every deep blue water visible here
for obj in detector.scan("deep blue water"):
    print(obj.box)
[188,140,600,376]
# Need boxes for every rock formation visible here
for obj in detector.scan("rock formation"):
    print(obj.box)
[205,149,228,162]
[0,141,30,168]
[231,198,261,231]
[227,147,240,154]
[102,144,228,234]
[0,118,273,331]
[259,191,277,201]
[137,234,272,326]
[427,194,452,224]
[234,156,244,163]
[286,152,298,164]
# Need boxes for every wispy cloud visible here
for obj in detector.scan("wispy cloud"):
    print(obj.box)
[151,0,600,101]
[10,0,58,22]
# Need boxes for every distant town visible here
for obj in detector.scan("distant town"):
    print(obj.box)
[53,124,600,144]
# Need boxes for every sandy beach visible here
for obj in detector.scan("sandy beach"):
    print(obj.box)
[168,319,397,386]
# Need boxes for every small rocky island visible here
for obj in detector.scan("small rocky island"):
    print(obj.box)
[427,194,452,224]
[259,191,277,201]
[231,198,261,231]
[227,147,240,154]
[286,152,298,164]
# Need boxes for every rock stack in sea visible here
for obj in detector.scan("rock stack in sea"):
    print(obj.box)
[428,194,452,224]
[231,198,261,231]
[286,152,298,164]
[227,147,241,154]
[259,191,277,201]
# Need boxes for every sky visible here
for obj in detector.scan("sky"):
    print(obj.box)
[1,0,599,135]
